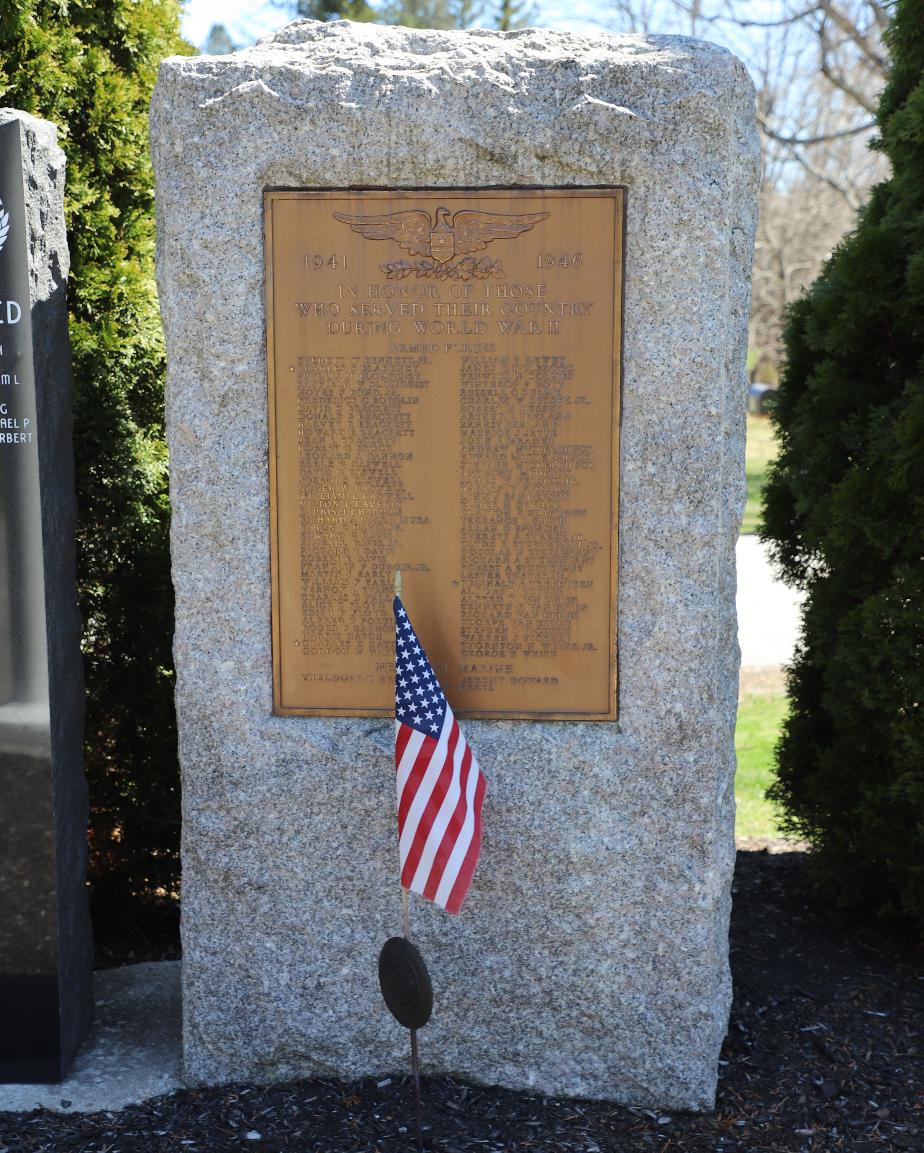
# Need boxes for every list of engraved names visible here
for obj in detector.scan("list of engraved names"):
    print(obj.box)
[267,189,623,718]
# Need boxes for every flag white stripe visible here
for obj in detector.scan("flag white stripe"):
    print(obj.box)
[409,719,466,895]
[395,723,426,799]
[398,707,454,863]
[434,754,481,909]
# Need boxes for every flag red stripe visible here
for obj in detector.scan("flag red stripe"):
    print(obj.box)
[396,729,438,829]
[395,721,413,768]
[400,720,460,890]
[422,742,473,902]
[444,771,487,915]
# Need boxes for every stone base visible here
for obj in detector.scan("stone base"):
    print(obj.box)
[0,964,181,1113]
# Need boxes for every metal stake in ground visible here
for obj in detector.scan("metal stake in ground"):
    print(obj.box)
[405,889,424,1144]
[378,912,432,1150]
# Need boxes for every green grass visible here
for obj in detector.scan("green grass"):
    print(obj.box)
[742,413,778,535]
[735,691,788,839]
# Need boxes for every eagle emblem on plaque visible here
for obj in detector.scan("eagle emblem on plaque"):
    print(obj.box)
[333,206,549,280]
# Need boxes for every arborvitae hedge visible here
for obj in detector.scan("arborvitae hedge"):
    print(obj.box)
[0,2,191,924]
[762,0,924,936]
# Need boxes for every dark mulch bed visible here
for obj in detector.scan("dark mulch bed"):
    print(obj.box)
[2,850,922,1152]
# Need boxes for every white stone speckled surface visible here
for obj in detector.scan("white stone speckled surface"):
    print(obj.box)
[151,21,758,1109]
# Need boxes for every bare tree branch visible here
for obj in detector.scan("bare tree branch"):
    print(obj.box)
[712,4,823,31]
[790,147,864,211]
[757,111,877,146]
[818,0,887,69]
[610,0,893,378]
[819,57,881,112]
[869,1,891,31]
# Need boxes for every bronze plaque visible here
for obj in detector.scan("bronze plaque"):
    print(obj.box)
[266,188,623,719]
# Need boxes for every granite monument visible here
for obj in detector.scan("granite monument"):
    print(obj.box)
[151,21,759,1108]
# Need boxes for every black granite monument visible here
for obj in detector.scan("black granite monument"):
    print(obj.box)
[0,111,93,1083]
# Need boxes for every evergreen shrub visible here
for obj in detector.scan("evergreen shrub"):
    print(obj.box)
[0,1,191,927]
[762,0,924,936]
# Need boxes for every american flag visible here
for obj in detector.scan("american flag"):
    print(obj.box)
[393,596,486,915]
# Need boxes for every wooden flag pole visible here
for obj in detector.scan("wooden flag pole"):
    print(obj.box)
[394,569,423,1150]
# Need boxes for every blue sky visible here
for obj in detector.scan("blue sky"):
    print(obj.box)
[181,0,283,48]
[180,0,606,51]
